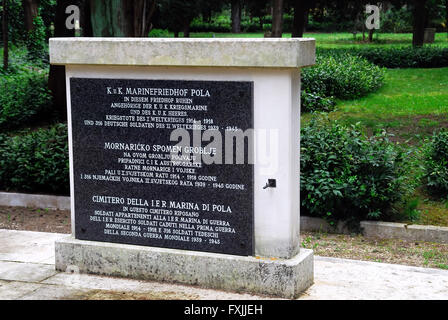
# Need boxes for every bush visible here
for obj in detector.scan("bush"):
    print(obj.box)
[320,47,448,69]
[301,91,335,113]
[0,123,69,195]
[423,129,448,196]
[148,28,170,37]
[302,52,385,101]
[359,46,448,68]
[190,15,231,33]
[381,7,413,33]
[0,70,53,132]
[300,117,406,225]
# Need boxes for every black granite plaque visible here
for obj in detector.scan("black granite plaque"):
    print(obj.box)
[70,78,254,256]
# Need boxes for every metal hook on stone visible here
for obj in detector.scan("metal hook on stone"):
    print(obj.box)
[263,179,276,189]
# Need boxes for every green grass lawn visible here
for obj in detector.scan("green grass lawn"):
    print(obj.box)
[328,67,448,144]
[302,32,448,48]
[184,31,448,48]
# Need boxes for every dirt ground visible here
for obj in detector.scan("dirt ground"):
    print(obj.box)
[0,206,71,234]
[301,231,448,270]
[0,205,447,270]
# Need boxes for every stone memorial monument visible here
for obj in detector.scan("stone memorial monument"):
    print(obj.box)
[50,37,315,298]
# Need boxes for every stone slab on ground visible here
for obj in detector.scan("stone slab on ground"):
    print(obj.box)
[361,221,448,244]
[0,261,57,282]
[303,256,448,300]
[0,280,44,300]
[0,229,447,300]
[301,216,448,244]
[0,192,70,210]
[0,230,68,264]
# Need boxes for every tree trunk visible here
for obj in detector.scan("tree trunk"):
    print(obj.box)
[271,0,284,37]
[2,0,8,70]
[82,0,93,37]
[22,0,40,32]
[183,19,191,37]
[362,15,366,41]
[48,0,76,122]
[90,0,156,37]
[412,0,428,47]
[123,0,156,37]
[292,0,310,37]
[231,0,241,33]
[368,28,374,42]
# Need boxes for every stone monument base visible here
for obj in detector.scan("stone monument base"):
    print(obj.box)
[55,236,314,299]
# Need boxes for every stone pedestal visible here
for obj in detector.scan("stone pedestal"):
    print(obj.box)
[50,38,315,298]
[55,237,313,299]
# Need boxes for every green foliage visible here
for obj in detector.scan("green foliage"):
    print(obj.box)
[190,14,231,33]
[401,198,422,222]
[321,47,448,69]
[148,28,170,37]
[0,124,69,195]
[0,70,53,132]
[302,52,385,101]
[423,129,448,196]
[306,17,354,33]
[0,0,55,43]
[187,12,294,33]
[301,91,335,113]
[300,116,406,224]
[38,0,57,39]
[26,11,47,64]
[0,0,25,43]
[381,7,413,33]
[301,51,384,113]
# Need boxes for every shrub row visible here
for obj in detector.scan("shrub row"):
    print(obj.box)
[0,120,444,224]
[300,117,407,225]
[300,118,448,224]
[0,123,69,195]
[0,70,53,132]
[189,14,295,33]
[301,51,385,112]
[319,46,448,69]
[303,52,385,100]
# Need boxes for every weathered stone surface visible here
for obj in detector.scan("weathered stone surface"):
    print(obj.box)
[0,261,57,282]
[0,280,44,300]
[0,192,70,210]
[55,236,314,299]
[361,221,448,243]
[300,216,351,234]
[50,38,315,68]
[303,256,448,300]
